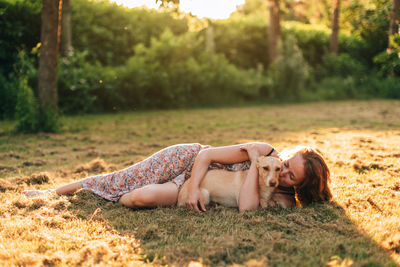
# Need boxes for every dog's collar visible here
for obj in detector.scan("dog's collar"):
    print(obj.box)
[266,148,275,157]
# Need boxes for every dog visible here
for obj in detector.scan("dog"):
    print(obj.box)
[177,156,281,208]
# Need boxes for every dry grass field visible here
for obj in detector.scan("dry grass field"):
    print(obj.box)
[0,100,399,266]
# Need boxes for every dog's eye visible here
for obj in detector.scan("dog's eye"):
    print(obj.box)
[263,167,269,171]
[276,167,281,171]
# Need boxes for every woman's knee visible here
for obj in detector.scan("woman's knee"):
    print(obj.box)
[119,188,154,208]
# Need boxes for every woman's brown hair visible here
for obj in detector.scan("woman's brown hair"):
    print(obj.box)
[293,146,332,206]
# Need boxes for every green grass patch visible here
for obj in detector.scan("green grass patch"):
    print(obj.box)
[1,100,400,266]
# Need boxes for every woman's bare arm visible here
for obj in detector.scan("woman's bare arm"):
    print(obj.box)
[238,160,260,211]
[186,142,273,212]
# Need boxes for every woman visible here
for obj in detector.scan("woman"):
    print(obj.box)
[22,142,332,212]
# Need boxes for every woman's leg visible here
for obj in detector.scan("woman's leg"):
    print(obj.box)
[118,182,178,208]
[22,180,83,197]
[55,181,83,195]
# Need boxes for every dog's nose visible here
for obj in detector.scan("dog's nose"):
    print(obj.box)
[269,180,277,187]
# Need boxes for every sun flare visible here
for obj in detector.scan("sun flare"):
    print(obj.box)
[111,0,245,19]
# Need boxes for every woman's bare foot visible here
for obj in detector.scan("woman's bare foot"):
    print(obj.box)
[22,189,55,197]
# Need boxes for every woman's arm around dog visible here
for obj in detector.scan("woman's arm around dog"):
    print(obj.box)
[185,142,273,212]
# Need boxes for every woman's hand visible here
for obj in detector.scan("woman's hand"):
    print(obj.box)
[240,143,262,162]
[186,186,206,212]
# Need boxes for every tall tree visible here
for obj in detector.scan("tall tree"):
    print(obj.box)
[38,0,62,127]
[330,0,341,54]
[268,0,281,64]
[388,0,400,51]
[62,0,73,55]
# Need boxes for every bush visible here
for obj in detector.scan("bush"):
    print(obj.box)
[213,16,268,69]
[283,22,330,68]
[317,53,367,80]
[268,35,310,100]
[58,51,119,114]
[117,29,263,109]
[0,73,18,119]
[373,34,400,77]
[306,52,400,100]
[14,75,39,133]
[345,0,391,66]
[71,0,188,66]
[0,0,41,75]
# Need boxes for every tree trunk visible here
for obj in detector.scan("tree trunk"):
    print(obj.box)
[38,0,62,113]
[62,0,73,55]
[268,0,281,65]
[329,0,340,55]
[388,0,400,51]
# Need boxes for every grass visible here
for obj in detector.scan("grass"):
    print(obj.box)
[0,100,400,266]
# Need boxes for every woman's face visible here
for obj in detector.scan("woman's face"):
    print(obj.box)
[279,153,306,187]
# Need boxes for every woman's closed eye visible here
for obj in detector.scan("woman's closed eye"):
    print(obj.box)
[284,161,295,180]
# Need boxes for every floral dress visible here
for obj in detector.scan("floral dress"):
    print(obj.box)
[81,143,251,202]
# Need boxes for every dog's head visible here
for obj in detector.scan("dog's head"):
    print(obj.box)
[256,156,281,188]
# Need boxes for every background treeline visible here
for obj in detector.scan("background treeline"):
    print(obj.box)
[1,0,399,119]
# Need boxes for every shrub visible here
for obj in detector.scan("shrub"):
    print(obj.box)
[373,34,400,77]
[212,16,268,69]
[283,22,330,68]
[268,35,310,100]
[58,51,120,114]
[13,51,40,133]
[0,73,18,119]
[317,53,367,80]
[71,0,188,66]
[0,0,41,75]
[117,29,263,109]
[14,75,39,133]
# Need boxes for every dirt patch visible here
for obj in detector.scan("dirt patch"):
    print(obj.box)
[390,183,400,192]
[352,160,387,173]
[21,160,47,167]
[0,179,18,192]
[74,158,108,174]
[0,152,21,159]
[0,165,16,171]
[12,172,51,185]
[384,234,400,254]
[86,150,100,157]
[34,150,46,157]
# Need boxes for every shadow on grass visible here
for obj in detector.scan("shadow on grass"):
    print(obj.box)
[67,189,398,266]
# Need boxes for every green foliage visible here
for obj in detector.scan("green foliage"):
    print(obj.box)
[345,0,391,66]
[0,72,18,119]
[307,53,400,100]
[13,51,61,133]
[268,35,310,100]
[14,74,39,133]
[213,16,268,69]
[1,0,399,119]
[37,106,60,133]
[283,22,330,68]
[0,0,41,74]
[14,51,39,133]
[319,53,367,79]
[71,0,188,66]
[117,29,263,109]
[58,51,119,114]
[373,34,400,77]
[308,53,368,100]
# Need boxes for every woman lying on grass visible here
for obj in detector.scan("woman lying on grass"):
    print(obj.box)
[23,143,332,212]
